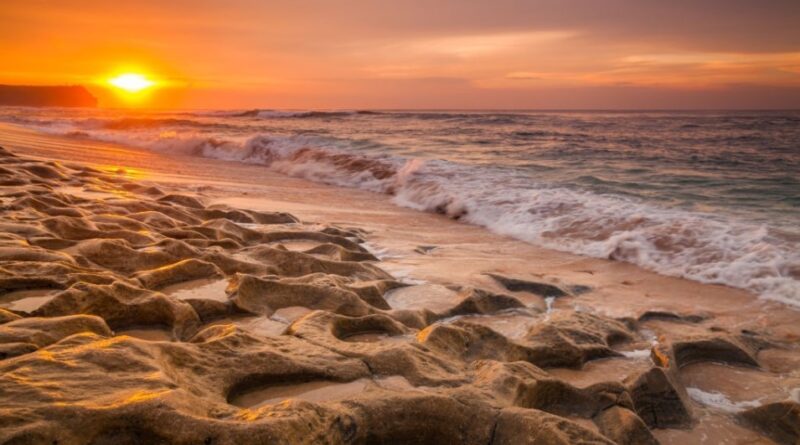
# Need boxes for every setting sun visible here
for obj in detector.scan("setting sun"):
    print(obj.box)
[108,73,154,93]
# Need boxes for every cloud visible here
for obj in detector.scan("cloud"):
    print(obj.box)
[2,0,799,108]
[401,31,576,58]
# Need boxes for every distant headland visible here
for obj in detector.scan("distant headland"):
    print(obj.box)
[0,85,97,107]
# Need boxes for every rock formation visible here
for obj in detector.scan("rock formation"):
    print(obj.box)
[0,145,796,444]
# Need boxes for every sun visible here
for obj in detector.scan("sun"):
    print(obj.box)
[108,73,154,93]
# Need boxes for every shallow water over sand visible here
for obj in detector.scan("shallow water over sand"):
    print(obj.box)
[384,283,462,311]
[0,289,57,312]
[229,376,414,408]
[162,278,229,302]
[230,379,369,408]
[117,327,174,342]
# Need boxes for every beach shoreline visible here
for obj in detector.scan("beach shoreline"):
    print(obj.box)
[0,122,792,316]
[1,122,798,444]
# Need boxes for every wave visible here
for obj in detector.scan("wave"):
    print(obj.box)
[194,109,379,119]
[76,117,238,131]
[13,121,800,307]
[193,108,538,122]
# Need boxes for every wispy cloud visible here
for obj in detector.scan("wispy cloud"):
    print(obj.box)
[402,31,576,58]
[503,51,800,88]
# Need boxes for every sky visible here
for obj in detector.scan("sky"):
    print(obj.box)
[2,0,800,109]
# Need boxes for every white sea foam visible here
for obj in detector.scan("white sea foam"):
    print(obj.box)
[686,388,762,413]
[544,296,556,319]
[193,109,361,119]
[360,241,398,261]
[620,348,652,359]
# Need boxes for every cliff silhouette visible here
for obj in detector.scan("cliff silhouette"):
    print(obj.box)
[0,85,97,107]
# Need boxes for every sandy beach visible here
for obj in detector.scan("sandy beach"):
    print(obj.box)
[1,122,799,444]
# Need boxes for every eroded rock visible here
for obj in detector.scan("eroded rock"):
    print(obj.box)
[134,259,224,290]
[0,147,789,445]
[671,334,760,368]
[738,401,800,445]
[626,367,693,429]
[492,407,616,445]
[488,273,571,297]
[593,406,659,445]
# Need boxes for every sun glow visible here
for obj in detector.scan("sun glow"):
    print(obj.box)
[108,73,154,93]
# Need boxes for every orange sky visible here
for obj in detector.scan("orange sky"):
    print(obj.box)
[2,0,800,109]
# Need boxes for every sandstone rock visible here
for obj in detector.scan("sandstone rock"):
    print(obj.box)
[200,250,270,275]
[414,245,437,254]
[638,310,710,324]
[0,314,112,348]
[524,311,633,368]
[74,238,195,274]
[626,367,693,429]
[344,279,403,310]
[437,288,526,319]
[134,259,224,290]
[347,391,498,444]
[0,275,66,293]
[247,210,298,225]
[229,274,379,318]
[671,334,759,368]
[472,360,631,418]
[287,311,461,386]
[0,326,369,444]
[0,148,787,444]
[157,193,206,209]
[738,401,800,445]
[492,407,616,445]
[416,311,634,371]
[302,243,379,262]
[34,282,201,339]
[263,230,366,252]
[488,273,570,297]
[242,245,391,280]
[0,246,76,264]
[183,298,238,323]
[0,307,21,323]
[593,406,659,445]
[0,341,37,359]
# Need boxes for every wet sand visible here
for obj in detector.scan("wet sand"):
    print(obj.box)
[1,122,799,444]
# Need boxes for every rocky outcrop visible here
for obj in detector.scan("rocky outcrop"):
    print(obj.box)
[0,146,793,444]
[492,407,616,444]
[670,334,760,368]
[739,401,800,445]
[625,367,693,429]
[0,314,112,348]
[593,406,659,445]
[488,273,571,297]
[524,311,633,368]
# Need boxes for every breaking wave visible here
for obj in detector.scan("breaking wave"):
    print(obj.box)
[76,117,239,131]
[195,109,379,119]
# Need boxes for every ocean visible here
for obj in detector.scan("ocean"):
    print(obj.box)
[2,108,798,305]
